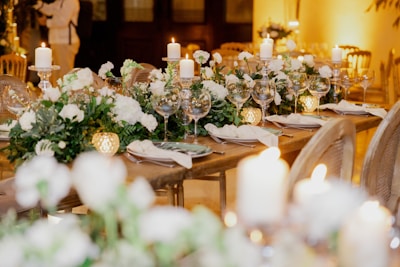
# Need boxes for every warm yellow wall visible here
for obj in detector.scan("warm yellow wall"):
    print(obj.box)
[253,0,400,85]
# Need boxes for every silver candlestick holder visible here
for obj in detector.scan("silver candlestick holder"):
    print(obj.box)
[331,61,342,103]
[28,65,60,93]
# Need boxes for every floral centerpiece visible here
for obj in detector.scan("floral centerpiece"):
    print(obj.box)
[257,20,292,41]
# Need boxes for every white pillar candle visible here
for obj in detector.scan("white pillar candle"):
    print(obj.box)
[293,164,330,206]
[331,45,342,63]
[265,34,274,45]
[339,201,392,267]
[179,54,194,78]
[260,39,273,60]
[35,42,52,68]
[237,147,289,227]
[167,37,181,59]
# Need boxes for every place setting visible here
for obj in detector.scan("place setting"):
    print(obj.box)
[319,99,387,118]
[265,113,328,131]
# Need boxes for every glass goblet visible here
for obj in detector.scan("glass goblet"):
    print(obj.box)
[186,89,212,144]
[340,68,357,100]
[2,84,31,117]
[308,75,331,116]
[251,78,275,125]
[358,68,375,104]
[226,82,251,119]
[151,87,181,141]
[287,72,308,113]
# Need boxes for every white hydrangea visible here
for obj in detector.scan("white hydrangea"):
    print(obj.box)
[19,110,36,131]
[202,80,228,100]
[15,155,71,209]
[43,86,61,102]
[140,113,158,132]
[112,94,143,125]
[59,104,85,122]
[148,68,164,81]
[98,61,114,79]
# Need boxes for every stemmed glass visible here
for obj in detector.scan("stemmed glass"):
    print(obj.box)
[226,82,251,119]
[358,68,375,104]
[308,75,331,115]
[2,84,31,118]
[151,87,181,141]
[251,77,275,125]
[185,89,212,144]
[340,68,357,100]
[177,88,193,140]
[287,72,308,113]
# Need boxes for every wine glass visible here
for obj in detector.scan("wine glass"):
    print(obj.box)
[2,84,31,118]
[251,78,275,125]
[185,89,212,144]
[177,88,193,140]
[358,68,375,104]
[308,75,331,115]
[287,72,308,113]
[340,68,357,100]
[151,87,181,141]
[226,82,251,119]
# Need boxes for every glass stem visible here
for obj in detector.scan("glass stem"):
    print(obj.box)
[294,96,298,114]
[363,87,367,103]
[163,115,169,142]
[193,119,199,144]
[261,104,267,125]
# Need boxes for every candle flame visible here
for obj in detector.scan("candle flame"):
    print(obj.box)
[185,53,189,59]
[223,211,237,227]
[41,42,46,48]
[311,164,327,182]
[171,37,175,43]
[260,147,280,161]
[267,33,270,39]
[335,44,339,48]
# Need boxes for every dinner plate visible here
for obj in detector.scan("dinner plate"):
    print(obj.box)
[128,142,212,162]
[0,131,9,141]
[267,115,322,128]
[333,109,370,115]
[211,134,258,143]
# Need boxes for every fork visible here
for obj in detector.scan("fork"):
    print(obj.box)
[210,135,256,148]
[123,152,176,168]
[270,121,314,132]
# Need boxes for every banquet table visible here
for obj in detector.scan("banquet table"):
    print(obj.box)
[0,110,382,211]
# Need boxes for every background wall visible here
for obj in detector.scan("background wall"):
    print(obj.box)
[253,0,400,86]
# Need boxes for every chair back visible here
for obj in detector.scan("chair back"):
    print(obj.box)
[131,63,156,84]
[360,101,400,212]
[287,118,356,199]
[392,56,400,104]
[339,45,360,67]
[0,53,27,82]
[380,49,395,104]
[220,42,248,52]
[346,50,372,71]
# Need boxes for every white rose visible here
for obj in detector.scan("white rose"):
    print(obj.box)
[203,67,214,79]
[286,39,297,51]
[19,110,36,131]
[238,51,253,61]
[319,65,333,78]
[193,50,210,64]
[140,113,158,132]
[213,52,222,64]
[303,54,315,68]
[59,104,85,122]
[268,59,284,72]
[43,86,61,102]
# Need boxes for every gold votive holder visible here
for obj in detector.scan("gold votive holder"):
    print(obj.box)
[92,132,120,156]
[300,95,318,113]
[241,107,262,125]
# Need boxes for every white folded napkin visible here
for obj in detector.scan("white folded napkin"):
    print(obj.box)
[0,120,16,132]
[204,123,279,147]
[266,113,326,126]
[127,140,192,169]
[319,100,387,118]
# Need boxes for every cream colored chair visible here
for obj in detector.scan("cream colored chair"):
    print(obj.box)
[132,63,156,83]
[346,50,372,71]
[360,101,400,212]
[0,53,27,82]
[287,118,356,199]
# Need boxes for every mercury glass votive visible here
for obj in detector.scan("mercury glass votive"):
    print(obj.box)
[92,132,120,156]
[300,95,318,113]
[241,107,262,125]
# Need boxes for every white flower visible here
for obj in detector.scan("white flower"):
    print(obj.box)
[15,155,71,209]
[286,39,297,51]
[243,73,255,88]
[149,68,164,81]
[225,74,240,85]
[274,90,282,105]
[43,86,61,102]
[139,206,192,243]
[112,94,143,125]
[98,86,115,97]
[58,141,66,149]
[140,113,158,132]
[126,177,155,210]
[35,139,55,157]
[59,104,85,122]
[149,80,166,95]
[202,80,228,100]
[319,65,333,78]
[98,61,114,79]
[268,59,284,72]
[289,58,303,71]
[303,54,315,68]
[71,151,127,212]
[59,68,94,92]
[120,59,143,85]
[213,52,222,64]
[19,110,36,131]
[203,66,214,79]
[233,61,238,67]
[238,51,253,61]
[193,50,210,65]
[0,235,25,266]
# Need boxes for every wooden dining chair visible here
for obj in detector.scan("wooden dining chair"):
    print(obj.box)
[391,56,400,104]
[220,42,248,53]
[346,50,372,71]
[339,44,360,61]
[132,63,156,83]
[287,118,356,199]
[0,53,27,82]
[360,100,400,212]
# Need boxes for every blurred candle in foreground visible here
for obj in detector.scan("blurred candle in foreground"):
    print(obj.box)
[339,200,392,267]
[293,164,330,205]
[179,54,194,78]
[237,147,289,227]
[167,37,181,59]
[331,44,342,63]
